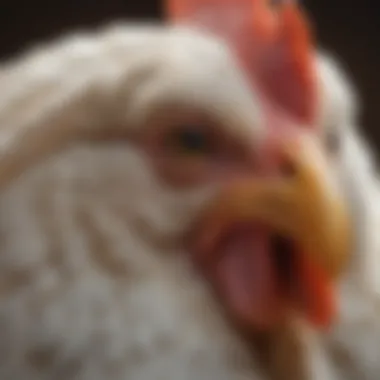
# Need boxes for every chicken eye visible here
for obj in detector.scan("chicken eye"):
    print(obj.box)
[166,126,213,155]
[325,129,341,155]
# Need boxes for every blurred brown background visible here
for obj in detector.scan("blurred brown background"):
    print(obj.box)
[0,0,378,150]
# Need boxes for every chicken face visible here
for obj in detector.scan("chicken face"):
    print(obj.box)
[162,0,351,331]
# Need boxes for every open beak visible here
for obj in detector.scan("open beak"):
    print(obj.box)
[192,134,351,331]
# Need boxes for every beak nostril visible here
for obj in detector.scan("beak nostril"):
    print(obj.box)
[279,159,297,178]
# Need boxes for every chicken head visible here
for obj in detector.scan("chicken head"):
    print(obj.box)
[0,2,352,380]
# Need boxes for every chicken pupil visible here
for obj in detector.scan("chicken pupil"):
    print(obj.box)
[270,234,295,286]
[171,127,211,154]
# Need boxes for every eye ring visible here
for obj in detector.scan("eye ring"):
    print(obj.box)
[325,129,341,155]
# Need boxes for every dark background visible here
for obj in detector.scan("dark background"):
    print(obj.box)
[0,0,379,150]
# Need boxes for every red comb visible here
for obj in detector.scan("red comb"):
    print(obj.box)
[256,2,317,124]
[164,0,317,125]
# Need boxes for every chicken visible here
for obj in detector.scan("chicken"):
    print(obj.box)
[0,0,365,380]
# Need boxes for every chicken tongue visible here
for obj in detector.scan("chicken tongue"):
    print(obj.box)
[215,225,283,329]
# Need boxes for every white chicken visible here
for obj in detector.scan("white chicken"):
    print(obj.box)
[0,0,377,379]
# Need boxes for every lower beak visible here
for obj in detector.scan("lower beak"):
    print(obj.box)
[193,134,351,330]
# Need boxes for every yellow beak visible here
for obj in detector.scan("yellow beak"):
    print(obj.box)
[198,133,352,279]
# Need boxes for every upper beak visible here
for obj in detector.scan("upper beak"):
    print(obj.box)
[198,133,352,280]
